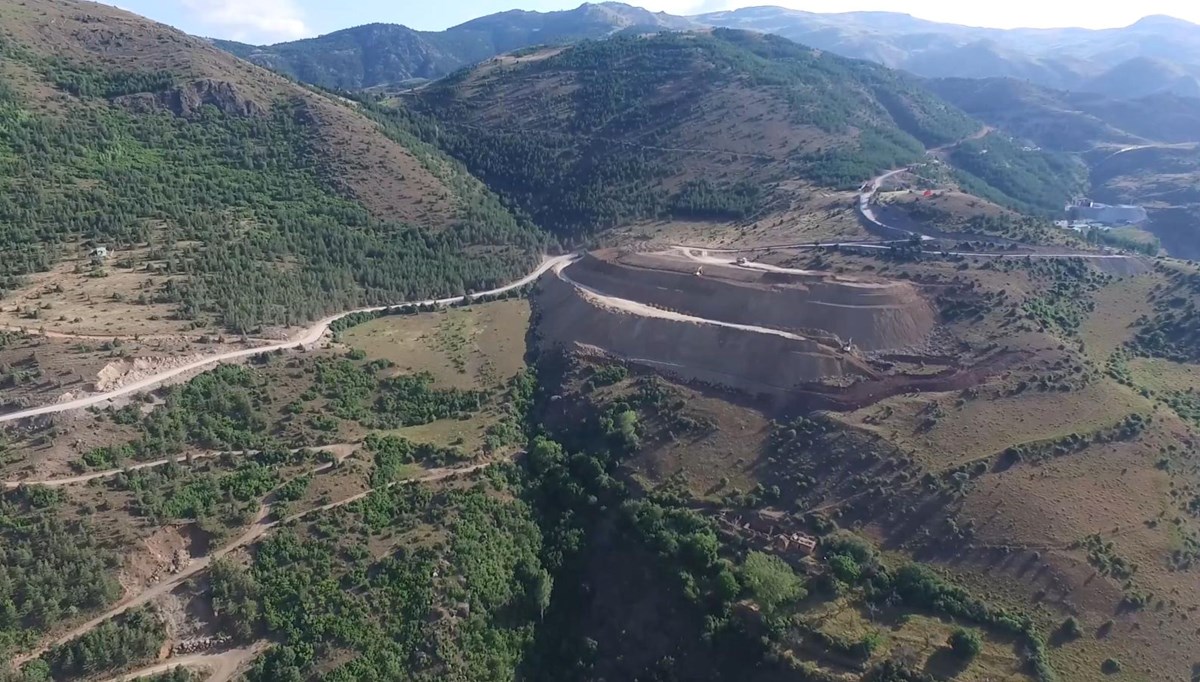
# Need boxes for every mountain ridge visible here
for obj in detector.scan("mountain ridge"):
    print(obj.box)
[215,2,697,90]
[395,28,1034,239]
[215,3,1200,98]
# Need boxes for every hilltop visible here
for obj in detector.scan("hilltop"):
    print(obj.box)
[214,3,696,90]
[0,0,543,336]
[396,28,986,241]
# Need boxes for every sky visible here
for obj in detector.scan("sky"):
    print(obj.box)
[109,0,1200,45]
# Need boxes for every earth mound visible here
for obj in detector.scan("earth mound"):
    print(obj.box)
[566,250,936,351]
[535,268,876,399]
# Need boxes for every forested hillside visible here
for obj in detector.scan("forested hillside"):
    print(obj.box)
[397,29,979,238]
[929,77,1200,151]
[948,134,1088,215]
[0,0,544,333]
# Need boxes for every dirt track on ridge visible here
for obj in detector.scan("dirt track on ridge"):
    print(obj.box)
[2,444,359,490]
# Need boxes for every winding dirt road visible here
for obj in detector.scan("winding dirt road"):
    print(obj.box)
[0,256,571,425]
[1,452,223,490]
[848,125,1141,258]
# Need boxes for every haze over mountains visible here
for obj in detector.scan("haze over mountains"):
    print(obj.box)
[701,8,1200,98]
[217,2,1200,99]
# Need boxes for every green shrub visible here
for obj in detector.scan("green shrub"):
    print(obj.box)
[948,627,982,661]
[1059,616,1083,640]
[740,551,805,617]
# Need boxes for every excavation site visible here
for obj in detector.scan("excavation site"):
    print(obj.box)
[535,248,1002,409]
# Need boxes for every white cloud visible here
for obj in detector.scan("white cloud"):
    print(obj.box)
[179,0,310,43]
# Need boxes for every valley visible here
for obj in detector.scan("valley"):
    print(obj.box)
[3,1,1200,682]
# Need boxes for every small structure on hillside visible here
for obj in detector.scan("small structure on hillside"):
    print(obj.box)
[774,532,819,555]
[1067,199,1147,226]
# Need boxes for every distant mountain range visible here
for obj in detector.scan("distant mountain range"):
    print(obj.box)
[215,3,693,90]
[698,8,1200,98]
[215,3,1200,99]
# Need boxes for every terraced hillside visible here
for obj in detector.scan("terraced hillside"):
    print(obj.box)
[524,243,1200,682]
[0,0,543,337]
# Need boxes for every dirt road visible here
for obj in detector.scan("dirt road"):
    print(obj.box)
[677,242,1135,263]
[1,452,222,490]
[553,260,820,343]
[0,324,275,345]
[2,444,359,490]
[0,256,571,425]
[94,642,266,682]
[11,460,490,668]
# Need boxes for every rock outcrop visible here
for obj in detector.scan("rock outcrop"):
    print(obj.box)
[116,79,265,118]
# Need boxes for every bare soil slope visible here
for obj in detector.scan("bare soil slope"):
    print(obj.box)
[569,250,937,351]
[536,268,873,398]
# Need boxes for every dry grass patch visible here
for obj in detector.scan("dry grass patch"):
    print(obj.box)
[608,187,865,249]
[1080,273,1162,361]
[382,411,496,455]
[624,386,771,499]
[1128,357,1200,393]
[801,599,1032,681]
[0,256,200,337]
[293,458,375,512]
[838,379,1151,471]
[342,299,530,392]
[959,437,1170,548]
